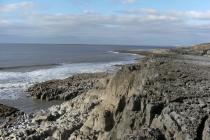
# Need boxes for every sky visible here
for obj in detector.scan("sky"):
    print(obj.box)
[0,0,210,45]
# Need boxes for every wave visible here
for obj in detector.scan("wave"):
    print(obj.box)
[107,51,119,54]
[0,63,60,71]
[0,60,137,100]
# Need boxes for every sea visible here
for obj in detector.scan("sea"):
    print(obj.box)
[0,43,155,113]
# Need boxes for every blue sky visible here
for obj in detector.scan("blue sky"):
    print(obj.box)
[0,0,210,45]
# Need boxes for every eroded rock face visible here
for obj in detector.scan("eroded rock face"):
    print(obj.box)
[1,49,210,140]
[78,57,210,140]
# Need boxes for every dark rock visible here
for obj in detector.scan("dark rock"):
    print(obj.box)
[0,104,19,118]
[27,73,108,101]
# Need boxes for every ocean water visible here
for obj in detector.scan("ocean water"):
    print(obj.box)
[0,44,150,112]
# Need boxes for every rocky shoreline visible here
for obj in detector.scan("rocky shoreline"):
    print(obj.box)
[27,73,108,101]
[1,43,210,140]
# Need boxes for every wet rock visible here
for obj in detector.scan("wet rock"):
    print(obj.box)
[27,73,108,101]
[0,104,19,118]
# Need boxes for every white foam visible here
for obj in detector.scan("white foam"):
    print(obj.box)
[0,60,136,100]
[108,51,119,54]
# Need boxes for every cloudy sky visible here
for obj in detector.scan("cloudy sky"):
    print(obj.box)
[0,0,210,45]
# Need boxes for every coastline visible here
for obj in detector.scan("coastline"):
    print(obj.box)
[1,43,210,139]
[0,50,140,113]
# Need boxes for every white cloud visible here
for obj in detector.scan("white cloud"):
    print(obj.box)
[0,2,34,13]
[0,6,210,45]
[0,19,10,26]
[186,11,210,20]
[122,0,137,4]
[117,8,157,15]
[113,0,137,4]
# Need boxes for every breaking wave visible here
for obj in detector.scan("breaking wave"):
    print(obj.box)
[0,59,136,100]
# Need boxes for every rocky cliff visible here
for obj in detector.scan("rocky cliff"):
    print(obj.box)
[1,44,210,140]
